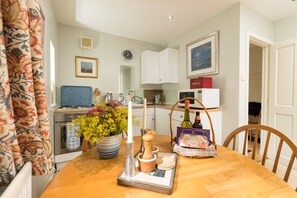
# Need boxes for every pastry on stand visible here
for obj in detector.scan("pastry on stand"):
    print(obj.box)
[156,156,175,170]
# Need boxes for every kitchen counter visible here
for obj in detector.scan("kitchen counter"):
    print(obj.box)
[131,104,222,113]
[52,104,223,114]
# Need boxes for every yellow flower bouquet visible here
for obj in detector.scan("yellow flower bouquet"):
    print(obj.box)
[72,100,130,144]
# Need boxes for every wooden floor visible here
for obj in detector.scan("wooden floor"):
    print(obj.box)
[247,139,297,190]
[247,140,262,162]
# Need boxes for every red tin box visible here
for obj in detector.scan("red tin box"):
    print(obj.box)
[190,77,212,89]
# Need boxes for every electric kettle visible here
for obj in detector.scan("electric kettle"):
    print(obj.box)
[105,92,113,103]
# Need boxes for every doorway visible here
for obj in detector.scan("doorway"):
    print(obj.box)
[247,43,263,156]
[248,43,262,130]
[248,43,262,110]
[247,35,271,158]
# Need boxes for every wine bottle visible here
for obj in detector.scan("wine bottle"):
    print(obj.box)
[192,111,203,129]
[181,100,192,128]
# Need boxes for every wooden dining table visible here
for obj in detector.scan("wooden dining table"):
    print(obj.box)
[41,135,297,197]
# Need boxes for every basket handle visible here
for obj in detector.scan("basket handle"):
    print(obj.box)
[169,97,216,147]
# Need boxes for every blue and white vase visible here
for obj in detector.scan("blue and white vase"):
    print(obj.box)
[96,133,122,159]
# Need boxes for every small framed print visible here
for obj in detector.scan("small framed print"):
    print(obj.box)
[186,31,219,78]
[81,37,93,49]
[75,56,98,78]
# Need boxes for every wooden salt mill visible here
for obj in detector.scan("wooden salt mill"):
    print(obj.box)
[147,129,156,151]
[142,134,153,160]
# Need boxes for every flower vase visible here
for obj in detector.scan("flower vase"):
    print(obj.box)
[96,133,122,159]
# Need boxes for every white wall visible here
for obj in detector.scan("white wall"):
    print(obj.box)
[275,13,297,42]
[238,3,274,128]
[163,4,240,141]
[56,24,163,104]
[162,3,277,142]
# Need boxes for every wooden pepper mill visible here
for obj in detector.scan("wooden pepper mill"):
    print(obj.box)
[146,129,156,151]
[142,134,153,160]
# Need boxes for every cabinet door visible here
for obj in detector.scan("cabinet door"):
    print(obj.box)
[171,111,191,137]
[171,120,180,138]
[132,116,142,136]
[141,51,160,84]
[146,115,155,130]
[200,111,222,145]
[131,108,155,135]
[159,48,179,83]
[146,108,155,130]
[155,108,170,135]
[132,109,143,136]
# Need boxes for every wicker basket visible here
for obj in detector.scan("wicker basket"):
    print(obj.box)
[169,97,217,157]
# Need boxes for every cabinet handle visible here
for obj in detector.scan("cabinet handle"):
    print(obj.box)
[180,115,183,118]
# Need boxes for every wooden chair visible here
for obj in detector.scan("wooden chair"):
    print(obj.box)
[223,124,297,191]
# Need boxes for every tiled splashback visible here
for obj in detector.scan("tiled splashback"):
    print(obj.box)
[144,89,163,104]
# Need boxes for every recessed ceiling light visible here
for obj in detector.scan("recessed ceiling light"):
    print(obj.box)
[167,15,174,20]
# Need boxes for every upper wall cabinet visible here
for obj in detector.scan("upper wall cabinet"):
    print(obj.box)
[141,50,159,84]
[141,48,179,84]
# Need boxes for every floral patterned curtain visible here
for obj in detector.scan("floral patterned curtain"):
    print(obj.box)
[0,0,54,187]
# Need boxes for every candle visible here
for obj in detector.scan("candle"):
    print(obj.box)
[143,98,147,130]
[127,100,133,143]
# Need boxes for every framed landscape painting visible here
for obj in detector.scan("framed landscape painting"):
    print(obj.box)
[75,56,98,78]
[186,31,219,78]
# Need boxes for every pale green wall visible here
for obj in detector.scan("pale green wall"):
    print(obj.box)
[275,13,297,42]
[238,3,274,128]
[163,4,241,142]
[56,24,163,104]
[162,2,276,142]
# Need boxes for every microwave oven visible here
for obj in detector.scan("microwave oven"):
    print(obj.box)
[178,88,220,109]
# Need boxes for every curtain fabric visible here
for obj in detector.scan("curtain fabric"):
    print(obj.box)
[0,0,54,186]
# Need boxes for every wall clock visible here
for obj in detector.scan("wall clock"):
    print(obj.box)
[122,49,133,61]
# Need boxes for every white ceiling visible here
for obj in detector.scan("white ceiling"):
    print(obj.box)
[51,0,297,45]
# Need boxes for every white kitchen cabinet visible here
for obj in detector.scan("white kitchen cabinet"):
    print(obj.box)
[199,111,222,145]
[159,48,179,83]
[140,50,159,84]
[146,108,155,130]
[141,48,179,84]
[132,108,155,136]
[155,108,170,135]
[171,110,187,138]
[155,108,192,136]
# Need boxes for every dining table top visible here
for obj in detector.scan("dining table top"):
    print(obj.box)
[41,135,297,198]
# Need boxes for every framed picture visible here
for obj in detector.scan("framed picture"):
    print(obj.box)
[186,31,219,78]
[81,37,93,49]
[75,56,98,78]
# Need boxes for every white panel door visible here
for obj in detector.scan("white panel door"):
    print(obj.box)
[268,38,297,167]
